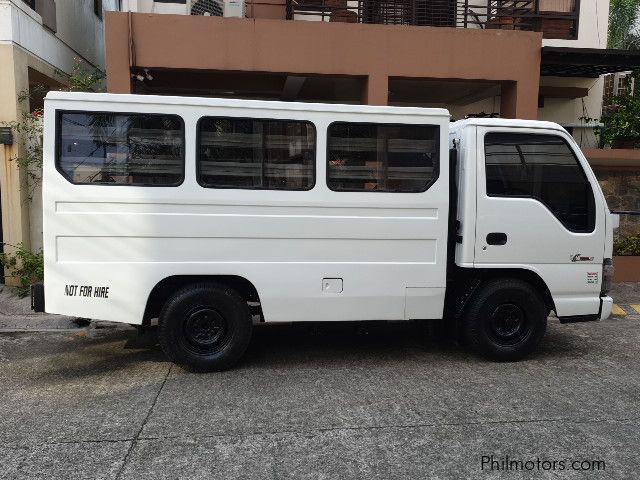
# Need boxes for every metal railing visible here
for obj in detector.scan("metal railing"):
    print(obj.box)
[285,0,580,39]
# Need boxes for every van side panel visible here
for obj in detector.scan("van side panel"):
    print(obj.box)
[43,96,450,324]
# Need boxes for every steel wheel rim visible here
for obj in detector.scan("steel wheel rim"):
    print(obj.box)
[488,303,529,345]
[182,306,229,354]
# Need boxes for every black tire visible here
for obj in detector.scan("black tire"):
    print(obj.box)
[158,283,252,372]
[463,278,547,361]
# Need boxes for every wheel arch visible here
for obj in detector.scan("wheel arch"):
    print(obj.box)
[143,275,262,325]
[448,266,556,320]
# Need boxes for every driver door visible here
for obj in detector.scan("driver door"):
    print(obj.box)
[474,127,606,316]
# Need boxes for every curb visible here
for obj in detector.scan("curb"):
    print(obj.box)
[0,315,91,332]
[610,303,640,318]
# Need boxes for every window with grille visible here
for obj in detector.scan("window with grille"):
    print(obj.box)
[327,122,439,193]
[57,112,184,186]
[198,117,316,190]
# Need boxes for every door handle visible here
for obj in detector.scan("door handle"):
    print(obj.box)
[486,232,508,245]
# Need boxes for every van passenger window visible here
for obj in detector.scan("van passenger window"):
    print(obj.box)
[57,112,184,186]
[327,123,439,192]
[198,117,315,190]
[484,132,595,233]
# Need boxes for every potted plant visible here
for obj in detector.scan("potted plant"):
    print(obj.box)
[613,229,640,282]
[614,231,640,256]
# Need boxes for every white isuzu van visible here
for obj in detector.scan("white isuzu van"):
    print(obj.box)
[33,91,616,371]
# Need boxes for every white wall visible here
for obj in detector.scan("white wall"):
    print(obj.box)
[120,0,188,14]
[119,0,242,16]
[54,0,118,70]
[537,76,604,148]
[0,0,118,73]
[543,0,610,49]
[541,0,610,147]
[0,0,76,73]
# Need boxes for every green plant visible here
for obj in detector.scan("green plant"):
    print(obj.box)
[578,114,602,144]
[0,59,106,198]
[2,108,44,200]
[0,243,44,297]
[614,231,640,256]
[0,59,104,292]
[609,0,640,50]
[56,57,105,92]
[600,95,640,147]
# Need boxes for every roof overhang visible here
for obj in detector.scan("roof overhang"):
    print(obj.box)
[541,47,640,77]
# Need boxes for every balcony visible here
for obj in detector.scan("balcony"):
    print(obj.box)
[20,0,56,31]
[285,0,580,39]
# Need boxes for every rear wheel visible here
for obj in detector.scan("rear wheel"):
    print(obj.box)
[463,278,547,361]
[158,283,252,372]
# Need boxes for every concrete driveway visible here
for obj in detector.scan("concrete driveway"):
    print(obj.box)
[0,313,639,479]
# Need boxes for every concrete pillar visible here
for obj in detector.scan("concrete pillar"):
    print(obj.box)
[105,11,133,94]
[0,45,33,286]
[362,74,389,106]
[500,80,539,120]
[246,0,287,19]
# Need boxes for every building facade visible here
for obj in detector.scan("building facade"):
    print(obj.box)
[104,0,639,146]
[0,0,117,284]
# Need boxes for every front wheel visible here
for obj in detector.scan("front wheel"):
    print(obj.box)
[158,283,252,372]
[463,278,547,361]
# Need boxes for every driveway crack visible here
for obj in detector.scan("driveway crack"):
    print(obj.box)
[129,414,640,443]
[114,364,172,480]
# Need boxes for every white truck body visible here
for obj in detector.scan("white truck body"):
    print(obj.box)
[38,92,614,351]
[450,119,614,319]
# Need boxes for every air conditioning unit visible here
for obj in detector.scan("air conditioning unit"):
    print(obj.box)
[223,0,246,18]
[189,0,224,16]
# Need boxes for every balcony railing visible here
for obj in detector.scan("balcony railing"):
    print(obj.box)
[285,0,580,39]
[20,0,57,32]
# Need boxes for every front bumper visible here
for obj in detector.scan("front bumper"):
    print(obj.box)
[600,296,613,321]
[559,296,613,323]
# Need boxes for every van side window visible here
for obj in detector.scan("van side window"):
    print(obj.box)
[484,132,595,233]
[198,117,315,190]
[327,123,439,192]
[57,112,184,186]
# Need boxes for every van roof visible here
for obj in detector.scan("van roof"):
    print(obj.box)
[451,117,566,132]
[45,91,451,118]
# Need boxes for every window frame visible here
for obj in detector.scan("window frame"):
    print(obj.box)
[325,121,441,194]
[196,115,317,192]
[536,0,581,40]
[483,130,596,234]
[55,109,186,187]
